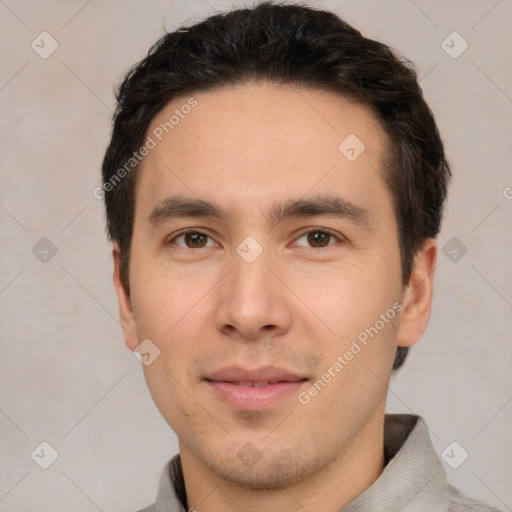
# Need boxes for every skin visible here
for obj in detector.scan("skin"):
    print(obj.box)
[113,83,437,512]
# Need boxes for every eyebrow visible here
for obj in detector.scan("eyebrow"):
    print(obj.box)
[147,194,372,230]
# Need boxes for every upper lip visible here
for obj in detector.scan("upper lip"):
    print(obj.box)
[205,365,307,384]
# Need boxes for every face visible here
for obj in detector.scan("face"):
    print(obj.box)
[114,83,433,489]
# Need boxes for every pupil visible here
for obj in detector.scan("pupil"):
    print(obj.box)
[308,231,329,247]
[186,233,206,248]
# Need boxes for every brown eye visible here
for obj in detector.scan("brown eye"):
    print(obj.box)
[295,229,341,249]
[170,231,214,248]
[307,231,331,247]
[184,232,208,248]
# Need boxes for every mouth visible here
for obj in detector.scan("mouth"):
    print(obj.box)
[227,380,295,387]
[204,365,308,411]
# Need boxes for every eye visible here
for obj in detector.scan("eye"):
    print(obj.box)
[168,230,217,249]
[294,229,344,249]
[166,228,345,250]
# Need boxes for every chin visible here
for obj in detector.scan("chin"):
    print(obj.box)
[198,443,326,491]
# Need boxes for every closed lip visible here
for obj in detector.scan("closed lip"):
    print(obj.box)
[205,365,308,385]
[205,365,308,410]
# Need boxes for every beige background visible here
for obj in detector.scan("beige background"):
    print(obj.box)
[1,0,511,511]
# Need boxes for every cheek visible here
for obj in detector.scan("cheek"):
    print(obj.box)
[129,252,189,338]
[142,361,207,434]
[289,261,393,337]
[129,262,206,380]
[288,256,402,396]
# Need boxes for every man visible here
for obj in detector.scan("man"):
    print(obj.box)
[100,2,500,511]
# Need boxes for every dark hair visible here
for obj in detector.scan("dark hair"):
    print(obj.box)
[101,0,451,371]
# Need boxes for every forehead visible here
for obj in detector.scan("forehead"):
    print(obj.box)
[136,84,393,226]
[147,83,387,155]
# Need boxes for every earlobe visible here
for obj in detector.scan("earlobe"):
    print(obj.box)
[112,244,139,351]
[396,238,437,348]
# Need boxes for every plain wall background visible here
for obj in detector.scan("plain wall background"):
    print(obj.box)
[1,0,511,510]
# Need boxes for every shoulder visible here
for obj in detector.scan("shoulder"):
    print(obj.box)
[447,484,503,512]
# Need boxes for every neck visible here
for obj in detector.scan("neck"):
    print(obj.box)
[180,410,386,512]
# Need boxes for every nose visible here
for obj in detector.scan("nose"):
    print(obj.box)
[215,244,292,342]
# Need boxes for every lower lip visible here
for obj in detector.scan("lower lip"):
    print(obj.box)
[206,380,307,411]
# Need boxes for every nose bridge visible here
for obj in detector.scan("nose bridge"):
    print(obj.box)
[230,237,273,306]
[216,238,290,339]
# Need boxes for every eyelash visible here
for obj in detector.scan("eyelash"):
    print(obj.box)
[166,228,345,251]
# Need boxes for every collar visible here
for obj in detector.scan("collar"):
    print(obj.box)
[344,414,452,511]
[152,414,453,512]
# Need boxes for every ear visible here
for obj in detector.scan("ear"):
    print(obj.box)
[112,244,139,351]
[396,238,437,348]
